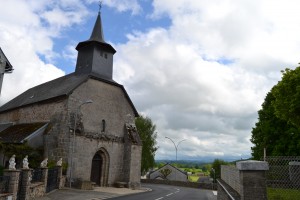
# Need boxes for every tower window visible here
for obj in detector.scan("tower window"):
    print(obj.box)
[104,54,107,59]
[101,119,106,132]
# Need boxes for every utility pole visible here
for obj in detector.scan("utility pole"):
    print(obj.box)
[165,137,186,181]
[165,137,186,161]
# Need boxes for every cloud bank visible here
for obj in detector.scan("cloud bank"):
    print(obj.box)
[1,0,300,161]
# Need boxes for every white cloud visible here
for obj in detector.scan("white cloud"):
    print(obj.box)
[87,0,142,15]
[113,0,300,160]
[0,0,90,104]
[1,0,300,161]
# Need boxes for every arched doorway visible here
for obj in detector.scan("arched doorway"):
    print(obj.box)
[90,148,109,186]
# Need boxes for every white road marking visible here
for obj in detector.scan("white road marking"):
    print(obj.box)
[155,197,164,200]
[166,193,173,196]
[213,191,218,195]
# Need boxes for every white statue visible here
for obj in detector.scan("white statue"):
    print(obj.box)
[9,155,16,170]
[56,158,62,167]
[23,155,29,169]
[40,158,48,168]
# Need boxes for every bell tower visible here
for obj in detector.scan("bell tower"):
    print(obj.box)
[75,11,116,80]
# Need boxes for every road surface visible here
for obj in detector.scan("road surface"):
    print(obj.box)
[111,184,217,200]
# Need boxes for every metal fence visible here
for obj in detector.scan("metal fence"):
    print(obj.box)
[0,176,9,193]
[31,168,43,183]
[264,156,300,200]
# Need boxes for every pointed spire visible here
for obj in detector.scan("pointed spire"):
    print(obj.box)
[76,11,116,54]
[89,12,105,43]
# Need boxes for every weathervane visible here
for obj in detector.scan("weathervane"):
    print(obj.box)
[98,1,102,14]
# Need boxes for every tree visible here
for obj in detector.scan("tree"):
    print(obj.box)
[272,67,300,128]
[135,115,158,174]
[210,159,228,181]
[251,67,300,159]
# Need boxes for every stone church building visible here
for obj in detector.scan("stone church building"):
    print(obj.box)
[0,13,142,188]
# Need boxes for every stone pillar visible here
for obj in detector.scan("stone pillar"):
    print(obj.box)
[3,169,21,200]
[289,161,300,188]
[41,168,48,192]
[57,166,63,189]
[236,160,269,200]
[18,169,32,200]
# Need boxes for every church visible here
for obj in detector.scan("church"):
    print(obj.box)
[0,11,142,188]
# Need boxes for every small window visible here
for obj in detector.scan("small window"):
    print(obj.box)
[101,119,106,132]
[104,54,107,59]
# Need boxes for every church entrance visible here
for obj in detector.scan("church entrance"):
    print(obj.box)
[90,148,109,186]
[91,152,102,185]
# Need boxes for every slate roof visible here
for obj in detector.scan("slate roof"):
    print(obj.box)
[149,163,188,176]
[0,73,138,116]
[76,13,116,54]
[0,122,47,143]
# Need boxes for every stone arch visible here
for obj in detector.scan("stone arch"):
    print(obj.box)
[90,147,110,186]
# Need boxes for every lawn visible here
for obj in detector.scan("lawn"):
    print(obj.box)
[188,175,199,182]
[268,188,300,200]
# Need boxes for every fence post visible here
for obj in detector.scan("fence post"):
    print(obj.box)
[41,167,48,192]
[19,169,32,200]
[3,169,21,200]
[289,161,300,188]
[237,160,269,200]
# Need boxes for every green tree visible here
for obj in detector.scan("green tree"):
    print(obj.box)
[272,67,300,127]
[251,67,300,159]
[135,115,158,175]
[210,159,228,181]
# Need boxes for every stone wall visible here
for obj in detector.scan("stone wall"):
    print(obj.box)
[218,160,269,200]
[3,166,64,200]
[0,78,142,189]
[0,98,67,123]
[127,145,142,188]
[141,179,215,190]
[29,183,45,199]
[67,79,141,187]
[68,79,136,137]
[0,98,70,163]
[221,165,240,195]
[72,136,125,186]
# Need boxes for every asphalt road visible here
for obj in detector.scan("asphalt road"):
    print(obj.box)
[111,184,217,200]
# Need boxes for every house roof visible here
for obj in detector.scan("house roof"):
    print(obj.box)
[0,73,138,116]
[149,163,188,176]
[0,122,47,143]
[0,48,14,73]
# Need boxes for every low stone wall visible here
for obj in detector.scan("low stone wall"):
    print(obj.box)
[0,194,13,200]
[141,179,216,190]
[29,182,45,199]
[217,179,240,200]
[2,166,65,200]
[217,160,269,200]
[221,165,240,195]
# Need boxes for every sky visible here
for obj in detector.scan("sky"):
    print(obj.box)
[1,0,300,162]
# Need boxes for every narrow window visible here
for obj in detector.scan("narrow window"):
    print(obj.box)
[102,119,106,132]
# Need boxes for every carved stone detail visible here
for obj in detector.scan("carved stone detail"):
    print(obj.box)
[125,123,140,145]
[85,132,124,143]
